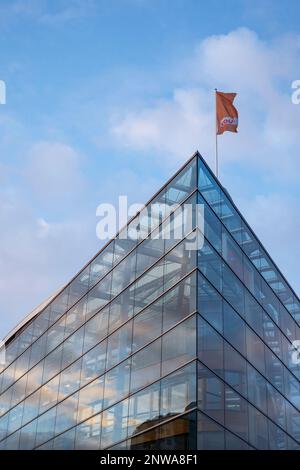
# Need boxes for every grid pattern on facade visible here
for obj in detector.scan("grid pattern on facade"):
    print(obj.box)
[0,154,299,449]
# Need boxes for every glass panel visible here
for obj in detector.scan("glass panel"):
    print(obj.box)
[246,327,265,375]
[110,251,136,297]
[222,228,243,280]
[224,342,247,397]
[162,316,196,376]
[109,285,135,332]
[225,385,248,441]
[198,239,222,292]
[80,341,107,387]
[64,298,87,337]
[161,362,196,418]
[77,376,104,423]
[268,420,287,450]
[130,339,161,393]
[61,326,84,370]
[101,400,129,448]
[198,192,221,253]
[35,407,56,447]
[55,392,79,435]
[198,363,224,425]
[136,232,165,279]
[83,306,109,353]
[266,383,286,429]
[22,389,41,426]
[263,313,282,361]
[103,359,131,409]
[75,413,101,450]
[198,159,221,214]
[248,404,268,450]
[244,290,263,337]
[86,272,112,318]
[53,427,75,450]
[134,260,164,315]
[132,298,163,353]
[127,381,160,438]
[243,255,263,304]
[197,411,225,450]
[247,363,267,414]
[43,345,63,383]
[39,374,60,414]
[164,237,196,292]
[89,243,114,288]
[48,288,69,326]
[159,411,197,451]
[19,420,37,450]
[68,265,90,307]
[106,321,132,369]
[222,262,245,317]
[198,317,223,377]
[45,316,66,355]
[59,357,82,400]
[223,302,246,355]
[163,272,196,332]
[198,272,223,333]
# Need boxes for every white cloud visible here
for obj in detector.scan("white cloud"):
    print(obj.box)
[112,28,300,178]
[25,141,85,204]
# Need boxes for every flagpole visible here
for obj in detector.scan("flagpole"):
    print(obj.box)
[215,88,219,178]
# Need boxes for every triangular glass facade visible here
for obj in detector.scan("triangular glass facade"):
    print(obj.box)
[0,153,300,450]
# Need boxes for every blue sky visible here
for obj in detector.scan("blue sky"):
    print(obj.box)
[1,0,300,339]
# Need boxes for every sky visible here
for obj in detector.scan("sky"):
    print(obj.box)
[0,0,300,339]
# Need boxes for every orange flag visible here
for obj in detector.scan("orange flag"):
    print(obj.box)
[216,91,238,135]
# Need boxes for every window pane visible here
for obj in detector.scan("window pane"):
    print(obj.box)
[101,400,129,448]
[247,363,267,414]
[130,339,161,393]
[39,374,60,413]
[132,298,163,353]
[103,359,131,408]
[35,407,56,447]
[162,316,196,376]
[59,357,82,400]
[222,262,245,317]
[81,341,107,387]
[198,272,223,333]
[55,392,79,435]
[75,413,101,450]
[163,272,196,332]
[222,228,243,280]
[244,290,263,337]
[223,302,246,355]
[109,285,135,333]
[83,306,109,353]
[164,238,196,292]
[198,239,222,292]
[198,363,224,426]
[89,244,114,288]
[77,376,104,423]
[161,362,196,419]
[68,266,90,307]
[198,411,225,450]
[86,272,112,318]
[128,382,160,438]
[53,428,75,450]
[225,385,248,441]
[134,260,164,315]
[246,327,265,375]
[224,342,247,397]
[198,193,222,253]
[111,251,136,297]
[198,317,223,377]
[106,321,132,369]
[165,157,196,206]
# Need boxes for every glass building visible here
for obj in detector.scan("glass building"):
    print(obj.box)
[1,152,300,450]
